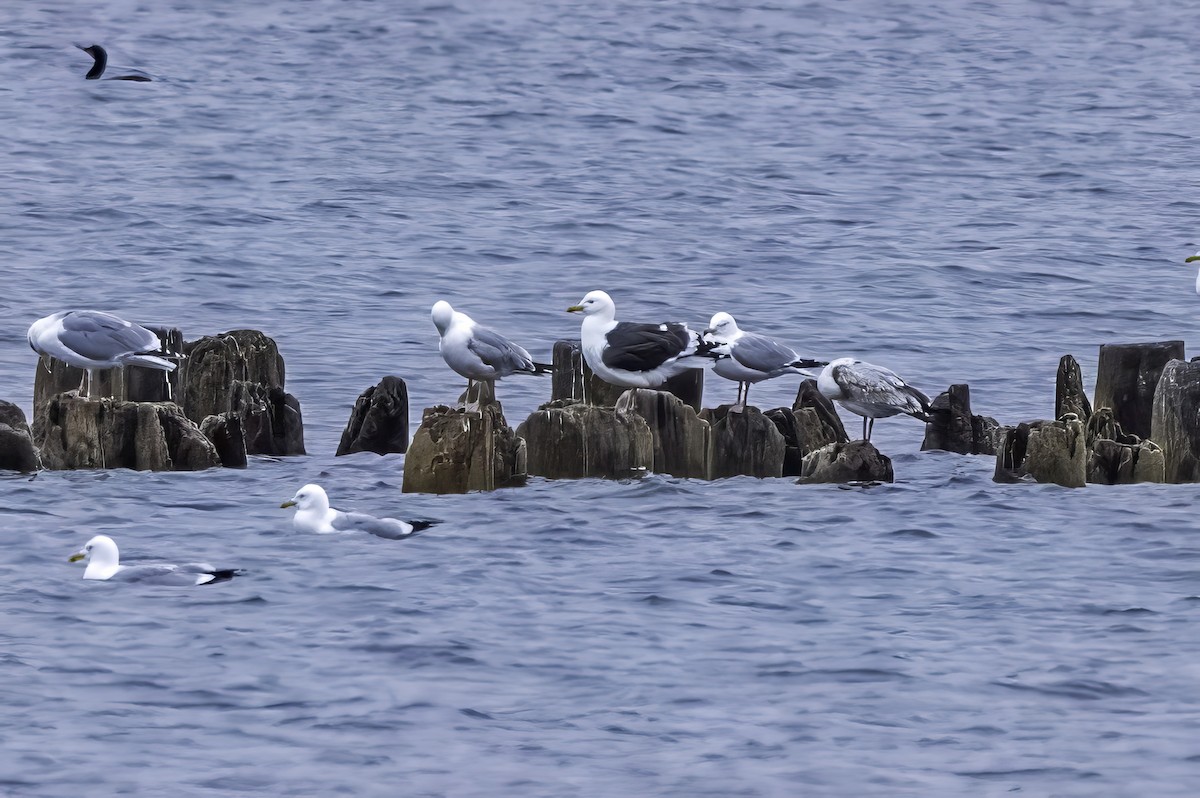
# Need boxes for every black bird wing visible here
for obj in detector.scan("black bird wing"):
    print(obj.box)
[601,322,692,371]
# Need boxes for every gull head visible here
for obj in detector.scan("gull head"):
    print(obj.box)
[567,290,615,317]
[69,534,120,578]
[431,301,455,335]
[282,483,330,512]
[703,312,740,341]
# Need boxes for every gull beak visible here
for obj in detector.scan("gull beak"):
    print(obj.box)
[280,499,297,509]
[702,328,714,336]
[68,551,86,563]
[1187,255,1200,263]
[566,305,584,313]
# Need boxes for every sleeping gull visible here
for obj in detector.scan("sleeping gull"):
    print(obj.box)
[28,310,176,399]
[281,483,440,540]
[567,290,712,388]
[1186,251,1200,294]
[702,312,827,411]
[68,535,240,585]
[431,300,550,410]
[817,357,932,441]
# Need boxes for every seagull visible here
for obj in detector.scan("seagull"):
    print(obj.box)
[76,44,152,82]
[281,483,440,540]
[28,310,176,400]
[817,357,932,441]
[68,535,240,585]
[431,300,550,410]
[1186,251,1200,295]
[702,312,827,411]
[567,290,712,389]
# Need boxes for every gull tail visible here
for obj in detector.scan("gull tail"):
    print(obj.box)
[531,362,553,375]
[125,354,177,372]
[789,358,828,369]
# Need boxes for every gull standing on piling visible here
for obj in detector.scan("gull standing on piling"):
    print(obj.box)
[567,290,711,388]
[431,300,550,410]
[817,357,932,441]
[702,312,827,411]
[28,310,176,399]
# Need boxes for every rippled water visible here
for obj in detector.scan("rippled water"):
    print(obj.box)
[3,1,1200,795]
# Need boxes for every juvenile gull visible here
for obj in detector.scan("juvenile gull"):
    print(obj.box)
[567,290,711,388]
[282,483,439,540]
[28,310,176,399]
[817,357,932,441]
[702,312,827,410]
[431,300,550,409]
[68,535,240,585]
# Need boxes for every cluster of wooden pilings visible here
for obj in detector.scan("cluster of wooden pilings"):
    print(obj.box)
[5,335,1199,493]
[0,328,304,472]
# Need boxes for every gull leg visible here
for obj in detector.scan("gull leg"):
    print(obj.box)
[732,382,747,414]
[861,415,868,441]
[867,417,875,441]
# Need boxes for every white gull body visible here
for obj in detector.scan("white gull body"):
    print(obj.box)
[68,535,238,586]
[817,357,931,441]
[28,310,175,399]
[282,483,437,540]
[702,312,826,409]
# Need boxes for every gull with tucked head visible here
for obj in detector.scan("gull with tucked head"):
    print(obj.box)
[817,357,932,441]
[431,300,550,411]
[282,483,439,540]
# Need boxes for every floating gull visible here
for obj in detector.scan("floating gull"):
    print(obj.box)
[567,290,711,388]
[28,310,176,399]
[431,300,550,409]
[702,312,827,411]
[281,483,440,540]
[76,44,152,82]
[68,535,240,585]
[817,357,932,441]
[1186,251,1200,294]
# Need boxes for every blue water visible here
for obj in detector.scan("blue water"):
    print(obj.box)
[3,1,1200,795]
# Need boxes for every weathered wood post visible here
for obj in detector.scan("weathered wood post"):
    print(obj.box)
[516,400,652,480]
[337,376,410,456]
[0,401,40,472]
[616,389,709,479]
[1094,341,1184,440]
[1055,355,1092,422]
[920,384,1000,455]
[1150,358,1200,483]
[701,405,786,479]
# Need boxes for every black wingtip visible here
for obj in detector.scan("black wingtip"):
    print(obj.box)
[791,359,828,369]
[532,362,554,375]
[205,568,244,584]
[408,519,442,533]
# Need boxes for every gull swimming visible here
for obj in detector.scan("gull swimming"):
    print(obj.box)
[702,312,827,411]
[817,357,932,441]
[567,290,711,388]
[431,300,550,410]
[77,44,152,82]
[28,310,176,399]
[69,535,240,585]
[281,483,440,540]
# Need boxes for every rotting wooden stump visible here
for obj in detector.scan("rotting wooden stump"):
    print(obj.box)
[32,395,220,471]
[793,379,848,446]
[550,339,703,412]
[33,325,185,408]
[1150,358,1200,483]
[701,405,786,479]
[200,413,248,469]
[1056,355,1092,423]
[764,408,806,477]
[0,400,40,472]
[516,399,652,480]
[183,330,305,457]
[797,440,894,484]
[616,389,709,479]
[920,384,1000,455]
[403,401,526,494]
[993,417,1086,488]
[1088,438,1164,485]
[1094,341,1184,441]
[337,376,410,457]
